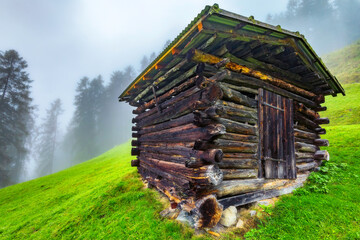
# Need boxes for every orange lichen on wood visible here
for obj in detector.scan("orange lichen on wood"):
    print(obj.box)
[189,49,317,99]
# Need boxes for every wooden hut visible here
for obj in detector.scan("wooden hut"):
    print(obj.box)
[119,4,345,228]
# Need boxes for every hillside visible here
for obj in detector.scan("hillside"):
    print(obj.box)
[323,39,360,84]
[0,144,196,239]
[323,83,360,126]
[1,45,360,239]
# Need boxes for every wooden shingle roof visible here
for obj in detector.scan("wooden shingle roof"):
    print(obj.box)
[119,4,344,103]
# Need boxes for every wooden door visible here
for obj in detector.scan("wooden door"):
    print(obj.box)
[258,89,296,179]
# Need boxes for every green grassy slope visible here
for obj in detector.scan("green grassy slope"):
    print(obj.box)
[323,39,360,84]
[323,83,360,126]
[0,144,196,239]
[1,44,360,239]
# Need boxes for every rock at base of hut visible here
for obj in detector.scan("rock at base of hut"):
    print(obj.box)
[220,206,237,227]
[176,210,195,227]
[236,219,244,228]
[250,210,257,217]
[160,207,181,219]
[256,200,271,207]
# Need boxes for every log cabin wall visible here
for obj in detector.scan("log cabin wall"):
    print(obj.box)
[120,4,344,228]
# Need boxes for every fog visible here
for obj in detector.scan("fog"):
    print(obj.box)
[1,0,359,187]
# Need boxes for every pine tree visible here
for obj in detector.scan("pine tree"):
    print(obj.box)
[0,50,34,187]
[68,76,105,163]
[36,99,63,177]
[98,66,134,152]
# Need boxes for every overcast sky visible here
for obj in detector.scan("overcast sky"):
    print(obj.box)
[0,0,288,130]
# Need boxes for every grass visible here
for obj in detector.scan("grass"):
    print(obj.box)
[323,83,360,126]
[0,144,198,239]
[323,39,360,84]
[1,46,360,239]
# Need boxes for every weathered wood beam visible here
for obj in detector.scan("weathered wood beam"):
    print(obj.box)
[219,132,258,143]
[140,156,223,186]
[138,113,195,135]
[219,83,257,108]
[314,139,329,146]
[188,49,317,99]
[194,139,258,153]
[297,162,317,172]
[217,174,309,208]
[222,169,258,180]
[133,76,199,114]
[294,102,319,120]
[134,58,189,102]
[218,158,258,169]
[314,118,330,125]
[214,178,293,198]
[139,124,226,142]
[295,142,318,153]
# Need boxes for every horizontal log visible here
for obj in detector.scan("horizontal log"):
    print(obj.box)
[222,169,258,180]
[188,49,317,99]
[295,137,314,145]
[138,113,195,135]
[294,128,318,139]
[314,118,330,125]
[295,152,314,159]
[297,162,317,172]
[134,85,201,122]
[295,142,318,153]
[296,158,315,163]
[194,139,258,153]
[219,132,258,143]
[138,164,192,196]
[214,100,257,113]
[214,178,292,198]
[214,118,257,135]
[140,156,223,186]
[205,104,258,124]
[314,150,330,161]
[295,113,319,130]
[294,102,319,120]
[219,83,257,108]
[218,69,319,108]
[218,174,309,208]
[133,75,198,114]
[136,84,222,127]
[218,158,258,169]
[143,64,198,102]
[313,139,329,147]
[140,141,194,148]
[219,82,259,95]
[222,153,257,159]
[134,58,189,102]
[139,124,225,142]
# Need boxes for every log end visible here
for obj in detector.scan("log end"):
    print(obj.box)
[194,195,223,229]
[131,159,140,167]
[205,165,223,186]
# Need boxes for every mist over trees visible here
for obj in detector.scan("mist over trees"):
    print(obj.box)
[0,50,34,187]
[35,99,63,177]
[267,0,360,54]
